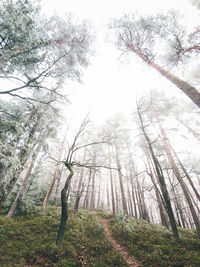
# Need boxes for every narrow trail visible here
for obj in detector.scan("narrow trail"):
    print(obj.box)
[101,219,142,267]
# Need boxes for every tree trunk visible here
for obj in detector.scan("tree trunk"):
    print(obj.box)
[127,179,134,217]
[177,118,200,142]
[97,179,101,210]
[115,182,119,214]
[128,45,200,108]
[41,132,67,215]
[83,169,92,209]
[89,170,96,211]
[6,145,40,218]
[145,151,169,228]
[115,144,128,214]
[126,146,138,218]
[56,164,74,246]
[137,106,179,239]
[157,117,200,238]
[109,147,116,216]
[53,164,64,205]
[106,180,110,210]
[171,146,200,202]
[74,148,87,211]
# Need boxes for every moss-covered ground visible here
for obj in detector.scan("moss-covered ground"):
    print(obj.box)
[0,207,128,266]
[109,216,200,267]
[1,208,200,266]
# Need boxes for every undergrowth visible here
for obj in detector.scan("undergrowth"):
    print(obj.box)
[0,207,127,266]
[110,215,200,267]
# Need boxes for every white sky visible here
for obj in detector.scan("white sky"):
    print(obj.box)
[40,0,198,125]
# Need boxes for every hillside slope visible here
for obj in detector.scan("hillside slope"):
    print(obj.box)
[0,208,199,266]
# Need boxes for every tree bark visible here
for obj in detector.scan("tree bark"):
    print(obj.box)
[171,146,200,202]
[41,131,67,215]
[53,164,64,205]
[145,150,169,228]
[128,45,200,108]
[115,144,128,214]
[74,148,86,211]
[97,179,101,210]
[56,163,74,246]
[157,117,200,238]
[127,179,134,217]
[83,169,92,209]
[109,147,116,216]
[89,170,96,211]
[137,106,179,239]
[6,145,40,218]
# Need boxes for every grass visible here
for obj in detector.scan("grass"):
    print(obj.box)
[0,207,128,266]
[110,216,200,267]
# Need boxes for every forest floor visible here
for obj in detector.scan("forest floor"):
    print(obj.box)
[101,218,142,267]
[0,207,200,266]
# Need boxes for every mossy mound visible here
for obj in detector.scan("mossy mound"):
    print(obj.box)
[0,207,127,266]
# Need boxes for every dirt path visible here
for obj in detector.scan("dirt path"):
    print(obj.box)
[101,219,142,267]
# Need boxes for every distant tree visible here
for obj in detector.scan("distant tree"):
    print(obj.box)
[156,118,200,238]
[56,117,112,246]
[0,97,59,210]
[191,0,200,9]
[136,99,179,239]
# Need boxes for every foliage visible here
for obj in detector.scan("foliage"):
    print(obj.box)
[0,207,128,266]
[110,216,200,266]
[115,210,128,234]
[0,0,92,98]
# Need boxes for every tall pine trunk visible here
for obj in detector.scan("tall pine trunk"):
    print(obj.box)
[137,106,179,239]
[157,117,200,239]
[115,144,128,214]
[128,45,200,108]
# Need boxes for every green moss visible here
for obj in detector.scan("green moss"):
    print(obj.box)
[0,207,127,266]
[110,216,200,267]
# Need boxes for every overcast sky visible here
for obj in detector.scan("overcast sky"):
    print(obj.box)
[41,0,198,125]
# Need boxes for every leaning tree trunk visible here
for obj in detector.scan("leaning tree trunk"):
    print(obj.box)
[157,117,200,239]
[177,118,200,143]
[171,146,200,202]
[146,154,169,228]
[0,114,42,210]
[137,107,179,239]
[6,145,40,218]
[127,45,200,108]
[56,163,74,246]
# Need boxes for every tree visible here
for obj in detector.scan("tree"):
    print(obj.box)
[156,117,200,238]
[0,0,92,102]
[56,117,112,246]
[111,12,200,108]
[6,143,41,218]
[191,0,200,9]
[41,129,68,215]
[136,100,179,239]
[0,97,59,210]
